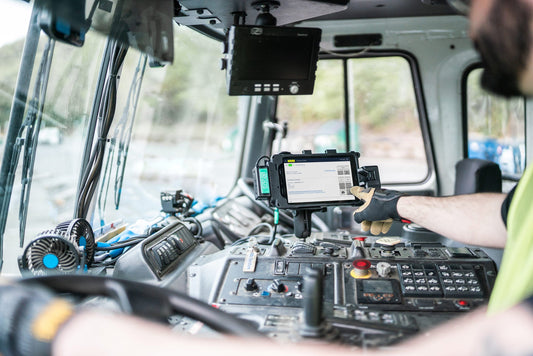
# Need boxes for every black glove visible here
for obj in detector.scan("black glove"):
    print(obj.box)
[350,186,405,235]
[0,281,74,356]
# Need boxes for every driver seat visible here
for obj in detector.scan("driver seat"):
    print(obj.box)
[454,158,502,194]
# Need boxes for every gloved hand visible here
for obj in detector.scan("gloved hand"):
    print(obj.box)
[350,186,405,235]
[0,280,74,356]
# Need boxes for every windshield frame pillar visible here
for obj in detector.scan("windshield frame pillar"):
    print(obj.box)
[0,5,41,271]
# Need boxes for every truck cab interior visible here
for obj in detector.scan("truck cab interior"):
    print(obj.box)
[0,0,529,350]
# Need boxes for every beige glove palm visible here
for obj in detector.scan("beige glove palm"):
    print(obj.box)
[350,186,404,235]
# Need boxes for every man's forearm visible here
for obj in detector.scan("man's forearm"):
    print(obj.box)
[397,193,507,248]
[53,302,533,356]
[380,303,533,356]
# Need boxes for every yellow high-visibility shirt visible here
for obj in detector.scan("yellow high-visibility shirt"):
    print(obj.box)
[488,164,533,313]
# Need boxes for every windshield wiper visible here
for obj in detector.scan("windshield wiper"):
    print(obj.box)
[18,38,56,247]
[97,53,147,225]
[114,54,147,208]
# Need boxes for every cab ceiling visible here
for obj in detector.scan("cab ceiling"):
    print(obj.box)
[176,0,458,30]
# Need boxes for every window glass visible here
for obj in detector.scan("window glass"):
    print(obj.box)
[276,59,344,153]
[277,56,428,184]
[0,17,240,274]
[466,68,525,182]
[96,25,241,226]
[0,3,106,274]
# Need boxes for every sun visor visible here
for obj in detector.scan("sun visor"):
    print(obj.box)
[37,0,174,64]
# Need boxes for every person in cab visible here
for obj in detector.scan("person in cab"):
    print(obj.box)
[3,0,533,355]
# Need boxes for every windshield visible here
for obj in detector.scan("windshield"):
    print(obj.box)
[0,1,241,275]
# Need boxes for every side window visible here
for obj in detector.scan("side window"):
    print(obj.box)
[277,56,428,184]
[466,68,525,186]
[276,60,345,153]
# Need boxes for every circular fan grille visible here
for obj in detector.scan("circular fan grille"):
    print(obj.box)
[22,231,80,276]
[56,218,95,265]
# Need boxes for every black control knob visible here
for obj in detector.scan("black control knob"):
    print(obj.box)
[245,278,258,292]
[270,279,286,293]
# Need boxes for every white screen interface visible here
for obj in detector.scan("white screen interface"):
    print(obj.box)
[284,158,356,204]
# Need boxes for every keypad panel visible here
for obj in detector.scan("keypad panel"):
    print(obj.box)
[398,263,484,298]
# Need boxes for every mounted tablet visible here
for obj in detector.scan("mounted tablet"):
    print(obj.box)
[254,150,381,238]
[258,151,360,209]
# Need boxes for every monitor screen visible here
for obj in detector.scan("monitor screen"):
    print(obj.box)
[226,25,321,95]
[283,156,356,204]
[237,34,313,81]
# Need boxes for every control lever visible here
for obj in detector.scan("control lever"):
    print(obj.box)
[300,267,325,338]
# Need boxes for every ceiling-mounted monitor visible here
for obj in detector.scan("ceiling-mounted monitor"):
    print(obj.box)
[225,25,322,96]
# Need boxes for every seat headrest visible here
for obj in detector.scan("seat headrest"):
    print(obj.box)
[454,158,502,195]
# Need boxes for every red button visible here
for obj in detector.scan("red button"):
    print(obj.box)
[458,300,468,306]
[353,259,371,270]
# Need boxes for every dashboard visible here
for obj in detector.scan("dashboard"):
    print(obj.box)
[186,231,496,346]
[108,209,497,347]
[16,182,498,349]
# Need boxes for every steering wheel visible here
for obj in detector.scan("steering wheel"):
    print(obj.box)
[21,275,263,337]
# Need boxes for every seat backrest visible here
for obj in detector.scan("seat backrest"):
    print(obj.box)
[454,158,502,195]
